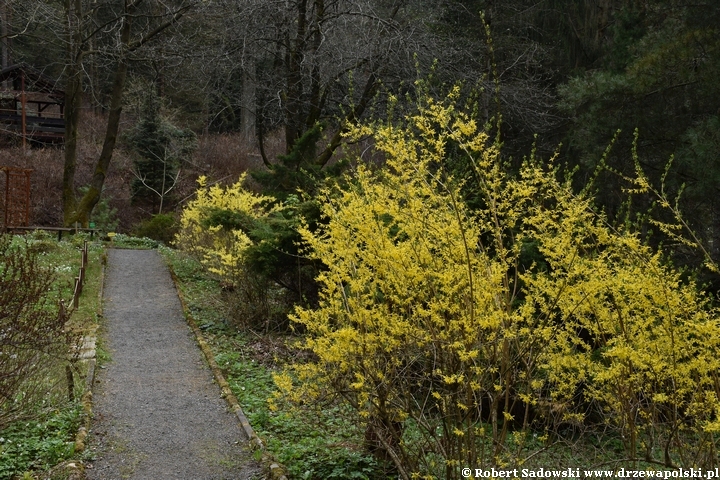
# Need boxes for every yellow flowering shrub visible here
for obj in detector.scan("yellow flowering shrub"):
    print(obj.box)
[175,173,274,280]
[273,88,720,478]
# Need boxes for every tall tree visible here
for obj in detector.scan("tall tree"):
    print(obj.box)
[61,0,197,226]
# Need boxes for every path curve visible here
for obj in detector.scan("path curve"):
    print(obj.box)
[87,249,261,479]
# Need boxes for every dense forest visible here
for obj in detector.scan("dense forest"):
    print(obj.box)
[2,0,717,274]
[2,0,720,477]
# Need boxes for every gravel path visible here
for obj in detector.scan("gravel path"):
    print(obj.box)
[86,249,261,480]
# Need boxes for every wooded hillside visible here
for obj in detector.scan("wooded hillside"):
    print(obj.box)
[2,1,716,264]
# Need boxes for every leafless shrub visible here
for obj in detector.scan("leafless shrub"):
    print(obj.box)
[169,130,284,212]
[0,234,70,428]
[222,268,295,333]
[191,130,284,181]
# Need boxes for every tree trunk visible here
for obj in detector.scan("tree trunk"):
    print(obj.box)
[62,71,81,223]
[62,0,84,224]
[65,5,132,227]
[284,0,308,153]
[314,72,378,167]
[0,0,10,71]
[241,60,256,143]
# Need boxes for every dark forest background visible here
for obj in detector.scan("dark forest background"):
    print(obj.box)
[2,0,719,285]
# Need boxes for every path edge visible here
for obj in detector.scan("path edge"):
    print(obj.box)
[167,263,289,480]
[72,255,104,460]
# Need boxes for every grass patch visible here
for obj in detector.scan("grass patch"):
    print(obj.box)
[161,246,389,479]
[0,231,104,478]
[0,407,82,478]
[107,233,160,249]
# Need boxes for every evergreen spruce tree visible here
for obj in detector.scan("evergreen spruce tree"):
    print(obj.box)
[126,88,196,214]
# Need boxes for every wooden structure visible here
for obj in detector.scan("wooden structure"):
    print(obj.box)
[0,64,65,146]
[0,166,32,228]
[9,226,99,241]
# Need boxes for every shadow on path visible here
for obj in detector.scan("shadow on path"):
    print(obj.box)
[87,249,261,480]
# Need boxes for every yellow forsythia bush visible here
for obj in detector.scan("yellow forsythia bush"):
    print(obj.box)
[175,173,273,279]
[273,88,720,478]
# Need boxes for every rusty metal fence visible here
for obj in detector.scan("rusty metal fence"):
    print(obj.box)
[0,166,32,229]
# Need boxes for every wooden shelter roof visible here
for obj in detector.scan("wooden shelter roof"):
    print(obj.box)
[0,64,65,145]
[0,63,64,96]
